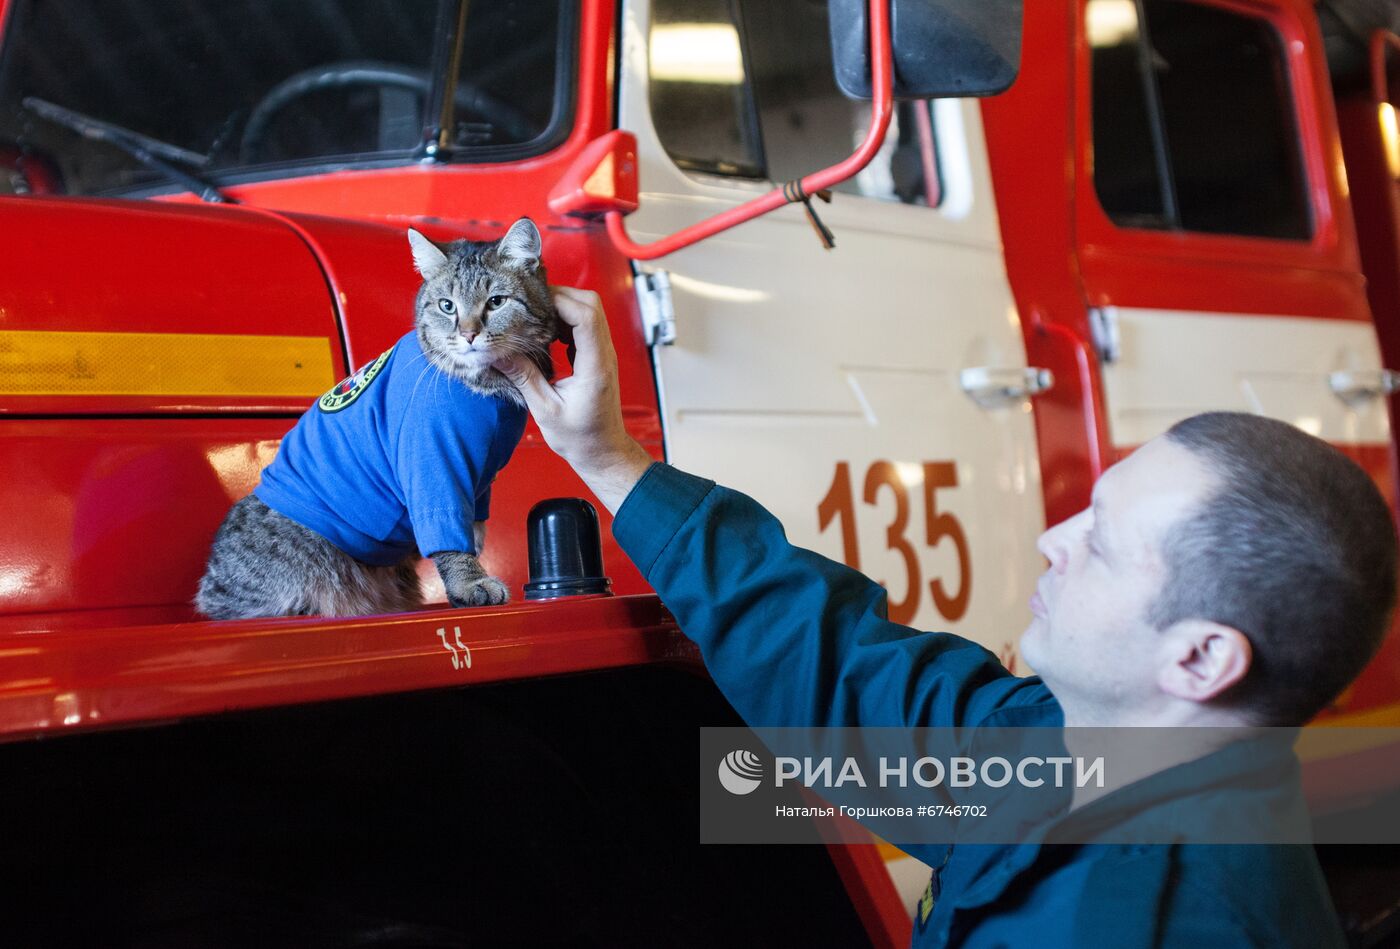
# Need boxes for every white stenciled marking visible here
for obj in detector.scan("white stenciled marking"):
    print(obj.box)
[436,626,472,671]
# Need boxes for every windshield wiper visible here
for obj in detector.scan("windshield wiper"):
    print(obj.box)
[22,97,234,204]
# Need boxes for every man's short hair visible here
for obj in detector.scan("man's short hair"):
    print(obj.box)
[1150,411,1397,725]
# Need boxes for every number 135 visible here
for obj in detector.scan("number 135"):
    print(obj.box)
[817,461,972,625]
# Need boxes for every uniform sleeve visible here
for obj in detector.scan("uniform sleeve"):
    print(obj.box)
[1156,846,1347,949]
[397,404,490,556]
[475,480,493,522]
[612,463,1052,729]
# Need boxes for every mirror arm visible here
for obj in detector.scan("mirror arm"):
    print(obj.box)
[604,0,894,261]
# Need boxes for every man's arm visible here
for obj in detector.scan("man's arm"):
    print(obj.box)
[614,461,1050,728]
[496,289,1051,729]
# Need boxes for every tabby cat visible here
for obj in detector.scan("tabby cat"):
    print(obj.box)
[196,217,558,619]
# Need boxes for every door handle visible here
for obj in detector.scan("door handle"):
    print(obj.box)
[1327,369,1400,407]
[959,366,1054,409]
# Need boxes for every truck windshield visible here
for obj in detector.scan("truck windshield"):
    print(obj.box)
[0,0,572,197]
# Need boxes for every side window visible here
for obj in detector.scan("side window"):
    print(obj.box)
[647,0,764,177]
[647,0,943,207]
[1087,0,1311,239]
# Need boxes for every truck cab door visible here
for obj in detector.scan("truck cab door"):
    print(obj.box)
[618,0,1047,664]
[1073,0,1397,713]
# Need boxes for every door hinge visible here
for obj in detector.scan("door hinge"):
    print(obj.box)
[1088,305,1120,365]
[635,268,676,346]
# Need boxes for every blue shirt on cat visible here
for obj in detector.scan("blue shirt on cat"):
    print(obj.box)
[254,332,527,565]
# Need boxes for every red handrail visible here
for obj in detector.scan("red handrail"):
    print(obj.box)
[1372,29,1399,105]
[604,0,895,261]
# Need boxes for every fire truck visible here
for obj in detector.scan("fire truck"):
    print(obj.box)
[0,0,1398,944]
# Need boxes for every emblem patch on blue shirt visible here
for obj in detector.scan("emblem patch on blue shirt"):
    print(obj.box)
[918,875,935,929]
[318,345,395,413]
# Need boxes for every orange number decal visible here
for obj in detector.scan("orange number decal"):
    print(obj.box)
[863,461,920,625]
[817,461,860,571]
[819,460,973,625]
[923,462,971,621]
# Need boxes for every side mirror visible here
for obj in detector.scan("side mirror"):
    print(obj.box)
[828,0,1023,100]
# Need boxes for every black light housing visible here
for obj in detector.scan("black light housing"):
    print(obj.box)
[524,498,612,600]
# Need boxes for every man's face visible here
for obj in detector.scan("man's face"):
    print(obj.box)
[1020,437,1220,720]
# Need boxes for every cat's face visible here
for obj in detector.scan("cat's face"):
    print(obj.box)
[408,218,558,404]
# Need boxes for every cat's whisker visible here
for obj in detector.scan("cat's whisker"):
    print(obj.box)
[406,352,441,406]
[409,367,432,396]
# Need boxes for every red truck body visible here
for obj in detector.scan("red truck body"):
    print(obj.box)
[1,0,1399,944]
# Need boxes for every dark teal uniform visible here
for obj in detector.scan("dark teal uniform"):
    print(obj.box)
[612,463,1347,948]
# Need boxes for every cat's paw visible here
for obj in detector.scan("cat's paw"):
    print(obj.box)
[448,575,511,608]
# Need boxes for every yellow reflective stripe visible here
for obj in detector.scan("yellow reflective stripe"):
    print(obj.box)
[1294,701,1400,765]
[1313,701,1400,729]
[876,841,911,862]
[0,330,336,397]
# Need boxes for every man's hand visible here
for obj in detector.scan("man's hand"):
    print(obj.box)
[494,287,653,514]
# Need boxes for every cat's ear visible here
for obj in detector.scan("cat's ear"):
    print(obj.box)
[407,228,449,277]
[498,217,542,269]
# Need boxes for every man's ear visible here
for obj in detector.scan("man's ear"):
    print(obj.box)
[1157,619,1253,704]
[408,228,449,277]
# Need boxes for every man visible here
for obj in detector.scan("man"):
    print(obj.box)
[496,288,1398,947]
